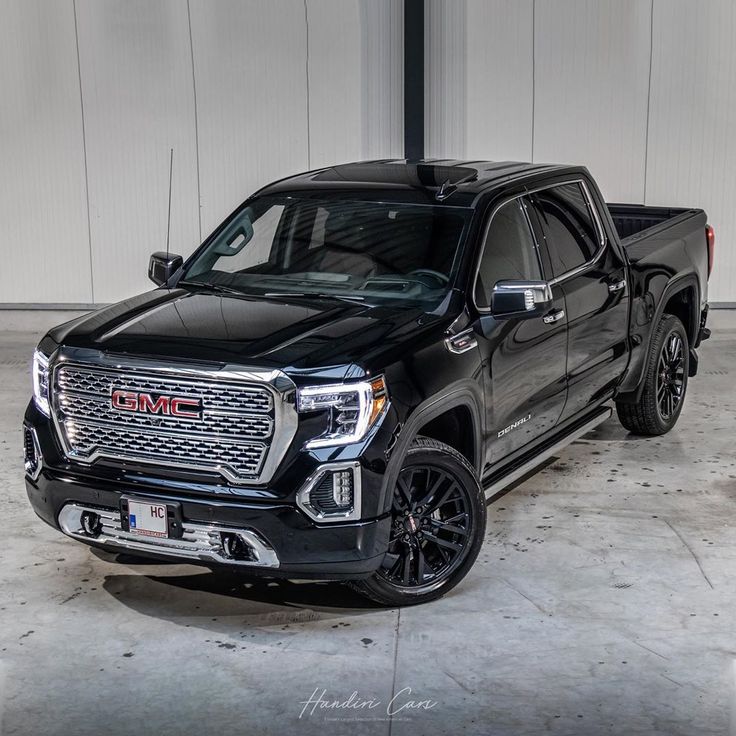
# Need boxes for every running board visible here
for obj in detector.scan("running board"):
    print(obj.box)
[484,406,612,501]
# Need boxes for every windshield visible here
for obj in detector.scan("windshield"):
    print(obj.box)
[183,196,472,306]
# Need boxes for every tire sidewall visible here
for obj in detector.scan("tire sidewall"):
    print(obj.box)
[649,316,689,431]
[359,439,486,606]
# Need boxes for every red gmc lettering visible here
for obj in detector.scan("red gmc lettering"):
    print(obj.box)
[169,397,202,419]
[110,390,201,418]
[111,390,139,411]
[138,394,171,414]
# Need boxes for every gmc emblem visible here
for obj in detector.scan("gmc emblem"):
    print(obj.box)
[111,389,202,419]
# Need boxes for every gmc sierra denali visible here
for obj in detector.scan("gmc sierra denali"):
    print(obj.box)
[24,160,713,606]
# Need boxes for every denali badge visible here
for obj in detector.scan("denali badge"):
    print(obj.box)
[498,413,531,438]
[111,389,202,419]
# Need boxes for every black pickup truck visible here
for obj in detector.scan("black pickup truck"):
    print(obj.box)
[24,160,713,605]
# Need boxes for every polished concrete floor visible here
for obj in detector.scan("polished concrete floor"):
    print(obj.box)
[1,310,735,736]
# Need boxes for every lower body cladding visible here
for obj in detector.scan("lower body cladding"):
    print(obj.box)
[24,433,390,580]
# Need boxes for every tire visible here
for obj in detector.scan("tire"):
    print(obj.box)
[349,437,486,607]
[616,314,689,436]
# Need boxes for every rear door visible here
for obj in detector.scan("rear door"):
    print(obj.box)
[473,195,568,468]
[528,180,629,420]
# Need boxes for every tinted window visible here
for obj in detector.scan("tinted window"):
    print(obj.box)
[184,197,471,307]
[475,198,541,309]
[532,182,600,277]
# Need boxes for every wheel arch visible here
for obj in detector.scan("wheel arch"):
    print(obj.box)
[618,272,700,403]
[377,384,484,516]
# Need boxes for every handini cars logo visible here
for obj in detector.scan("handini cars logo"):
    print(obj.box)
[111,389,202,419]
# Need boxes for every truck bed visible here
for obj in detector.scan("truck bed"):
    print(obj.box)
[607,203,694,242]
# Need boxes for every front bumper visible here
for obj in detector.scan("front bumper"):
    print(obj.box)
[25,452,390,580]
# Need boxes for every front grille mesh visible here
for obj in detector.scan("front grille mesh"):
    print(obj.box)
[53,363,275,482]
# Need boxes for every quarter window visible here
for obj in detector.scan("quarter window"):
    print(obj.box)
[475,198,541,309]
[532,182,601,277]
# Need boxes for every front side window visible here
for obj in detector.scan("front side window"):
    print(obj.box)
[475,198,541,309]
[531,182,601,277]
[184,197,471,307]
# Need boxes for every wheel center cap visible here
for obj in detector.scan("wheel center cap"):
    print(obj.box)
[405,515,418,534]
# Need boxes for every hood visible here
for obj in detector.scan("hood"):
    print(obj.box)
[49,288,456,380]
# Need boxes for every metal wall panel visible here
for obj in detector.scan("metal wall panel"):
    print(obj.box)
[465,0,534,162]
[425,0,534,162]
[189,0,309,237]
[0,0,92,303]
[306,0,403,168]
[75,0,200,304]
[646,0,734,302]
[533,0,652,202]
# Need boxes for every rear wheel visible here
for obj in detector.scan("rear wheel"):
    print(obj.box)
[350,437,486,607]
[616,314,689,435]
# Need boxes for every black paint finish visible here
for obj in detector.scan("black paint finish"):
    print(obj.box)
[24,160,710,576]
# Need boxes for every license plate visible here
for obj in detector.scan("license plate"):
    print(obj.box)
[127,500,168,538]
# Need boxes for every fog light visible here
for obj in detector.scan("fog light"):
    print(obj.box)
[332,470,353,507]
[80,511,102,537]
[297,464,361,522]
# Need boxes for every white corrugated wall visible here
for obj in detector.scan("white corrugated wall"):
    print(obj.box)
[426,0,736,304]
[2,0,735,304]
[0,0,402,306]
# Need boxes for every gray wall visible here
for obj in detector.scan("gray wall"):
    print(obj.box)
[2,0,735,305]
[0,0,403,305]
[426,0,736,304]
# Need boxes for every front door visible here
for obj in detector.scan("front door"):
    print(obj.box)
[473,195,568,470]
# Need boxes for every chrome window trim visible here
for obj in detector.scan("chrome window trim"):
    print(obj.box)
[49,346,298,486]
[472,178,608,312]
[296,461,363,523]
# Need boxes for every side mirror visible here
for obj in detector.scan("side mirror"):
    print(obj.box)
[490,279,553,320]
[148,251,183,286]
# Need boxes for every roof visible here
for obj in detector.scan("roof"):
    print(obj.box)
[257,158,576,207]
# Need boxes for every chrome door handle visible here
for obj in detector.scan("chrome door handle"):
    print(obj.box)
[543,309,565,324]
[608,279,626,292]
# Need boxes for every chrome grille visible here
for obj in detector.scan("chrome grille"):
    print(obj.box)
[53,362,277,483]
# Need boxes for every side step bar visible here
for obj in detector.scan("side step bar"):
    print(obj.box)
[484,406,612,501]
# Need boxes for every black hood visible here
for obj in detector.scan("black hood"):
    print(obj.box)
[48,288,456,380]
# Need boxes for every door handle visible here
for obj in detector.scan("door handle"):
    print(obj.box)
[608,279,626,293]
[543,309,565,324]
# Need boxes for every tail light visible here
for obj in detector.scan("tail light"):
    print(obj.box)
[706,224,715,277]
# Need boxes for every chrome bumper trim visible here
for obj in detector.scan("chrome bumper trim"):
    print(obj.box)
[24,426,43,481]
[296,461,362,523]
[58,503,279,568]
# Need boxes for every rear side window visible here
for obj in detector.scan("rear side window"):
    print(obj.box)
[531,182,601,277]
[475,198,541,309]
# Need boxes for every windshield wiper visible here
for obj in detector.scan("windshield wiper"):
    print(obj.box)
[179,280,246,296]
[264,292,367,304]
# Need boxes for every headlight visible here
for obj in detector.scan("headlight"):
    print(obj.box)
[297,376,388,448]
[32,349,51,417]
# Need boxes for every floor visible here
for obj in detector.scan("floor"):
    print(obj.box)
[1,310,735,736]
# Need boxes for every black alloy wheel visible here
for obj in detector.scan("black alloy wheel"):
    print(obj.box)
[656,331,685,420]
[379,464,471,589]
[616,314,690,436]
[349,437,485,606]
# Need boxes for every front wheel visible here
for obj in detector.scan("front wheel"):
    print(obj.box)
[350,437,486,607]
[616,314,689,435]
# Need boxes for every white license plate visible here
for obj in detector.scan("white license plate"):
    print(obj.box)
[128,500,168,538]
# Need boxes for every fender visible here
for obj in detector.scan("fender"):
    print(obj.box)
[376,381,484,516]
[616,271,700,403]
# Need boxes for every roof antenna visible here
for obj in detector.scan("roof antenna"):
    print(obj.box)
[435,179,456,201]
[165,147,174,257]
